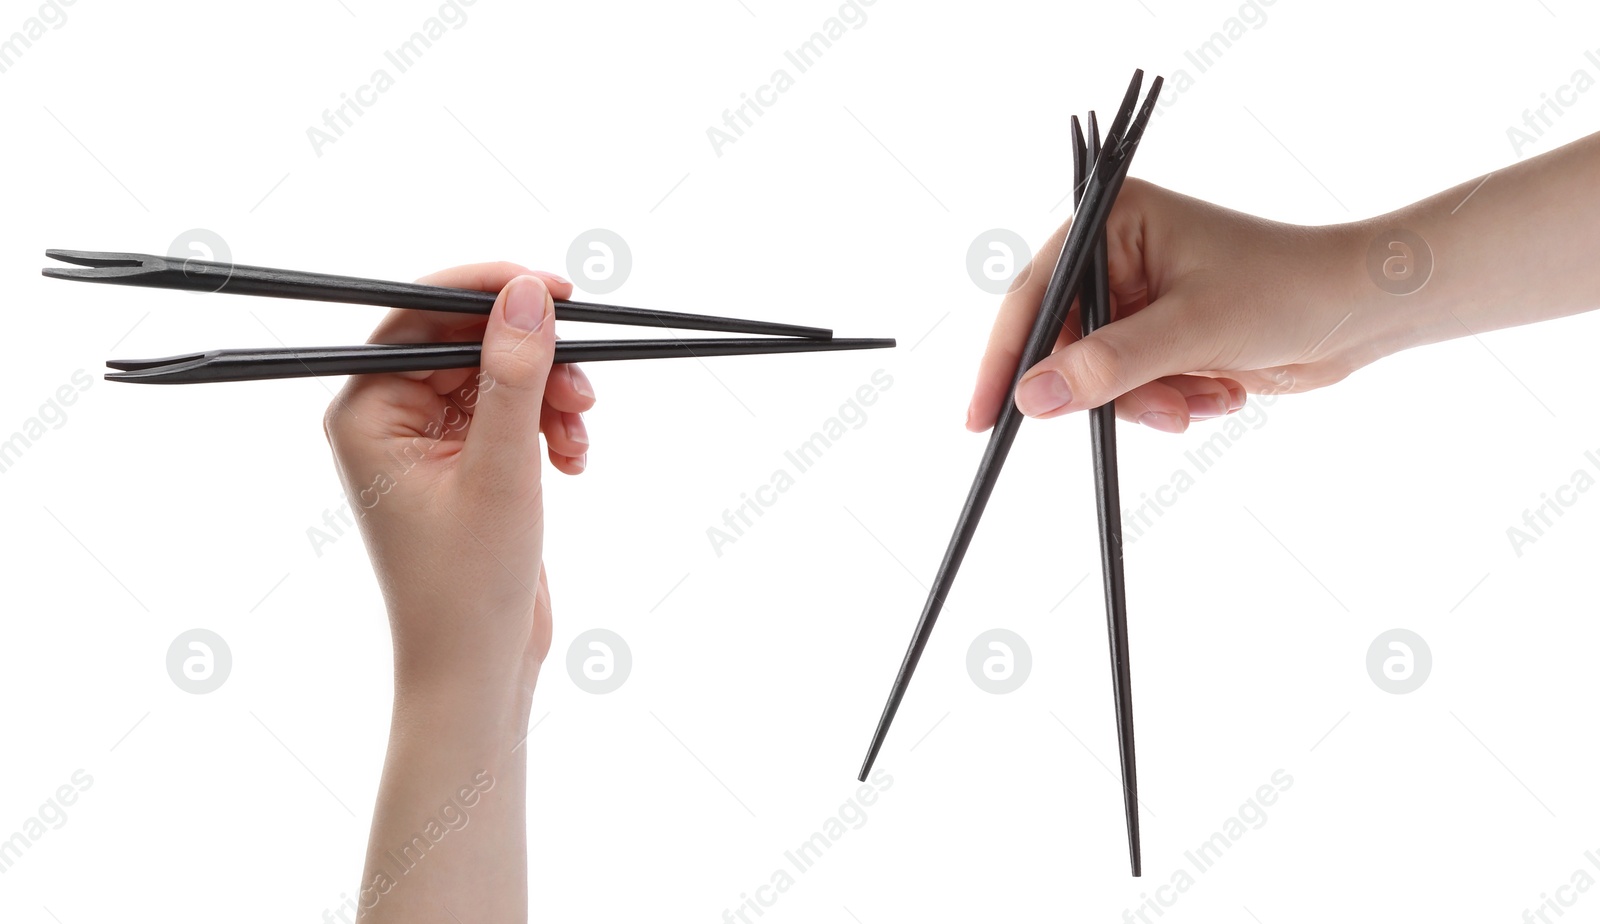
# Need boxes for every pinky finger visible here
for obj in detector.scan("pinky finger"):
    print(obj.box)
[1109,374,1245,433]
[549,448,588,475]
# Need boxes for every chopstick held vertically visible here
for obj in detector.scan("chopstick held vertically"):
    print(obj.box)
[856,69,1163,782]
[1078,110,1142,877]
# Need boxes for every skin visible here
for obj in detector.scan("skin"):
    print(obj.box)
[323,264,590,923]
[970,131,1600,433]
[316,133,1599,923]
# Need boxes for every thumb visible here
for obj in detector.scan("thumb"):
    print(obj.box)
[1013,296,1200,418]
[460,274,556,487]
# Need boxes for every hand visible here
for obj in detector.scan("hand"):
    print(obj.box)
[323,263,595,699]
[323,263,595,923]
[967,178,1373,434]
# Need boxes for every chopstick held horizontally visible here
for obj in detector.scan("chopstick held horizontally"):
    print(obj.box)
[104,338,897,384]
[43,250,833,340]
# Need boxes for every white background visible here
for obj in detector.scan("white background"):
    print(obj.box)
[3,1,1599,921]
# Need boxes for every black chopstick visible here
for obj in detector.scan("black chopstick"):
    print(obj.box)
[44,250,832,340]
[856,69,1163,783]
[104,337,896,384]
[1077,110,1142,878]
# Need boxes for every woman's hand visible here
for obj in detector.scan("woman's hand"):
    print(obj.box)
[323,263,594,923]
[324,263,593,698]
[968,177,1374,434]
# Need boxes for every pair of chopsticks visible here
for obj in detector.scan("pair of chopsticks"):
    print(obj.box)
[42,251,895,383]
[856,68,1160,876]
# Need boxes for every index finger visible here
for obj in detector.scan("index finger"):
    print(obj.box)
[367,263,582,398]
[966,219,1074,432]
[415,262,574,301]
[367,261,573,345]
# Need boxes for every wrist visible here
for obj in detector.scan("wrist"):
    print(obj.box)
[392,655,540,734]
[386,596,546,711]
[1317,216,1438,370]
[392,677,537,750]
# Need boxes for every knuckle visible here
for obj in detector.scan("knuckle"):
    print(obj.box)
[321,398,347,448]
[480,338,551,390]
[1117,176,1152,203]
[1067,335,1125,396]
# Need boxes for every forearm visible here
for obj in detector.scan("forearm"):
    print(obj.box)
[350,679,533,924]
[1351,130,1600,361]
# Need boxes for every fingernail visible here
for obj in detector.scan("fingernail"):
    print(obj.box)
[504,276,548,332]
[1138,412,1186,433]
[1186,394,1230,419]
[566,414,589,448]
[572,452,588,472]
[546,272,572,286]
[1014,373,1073,416]
[1227,386,1246,412]
[569,365,594,400]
